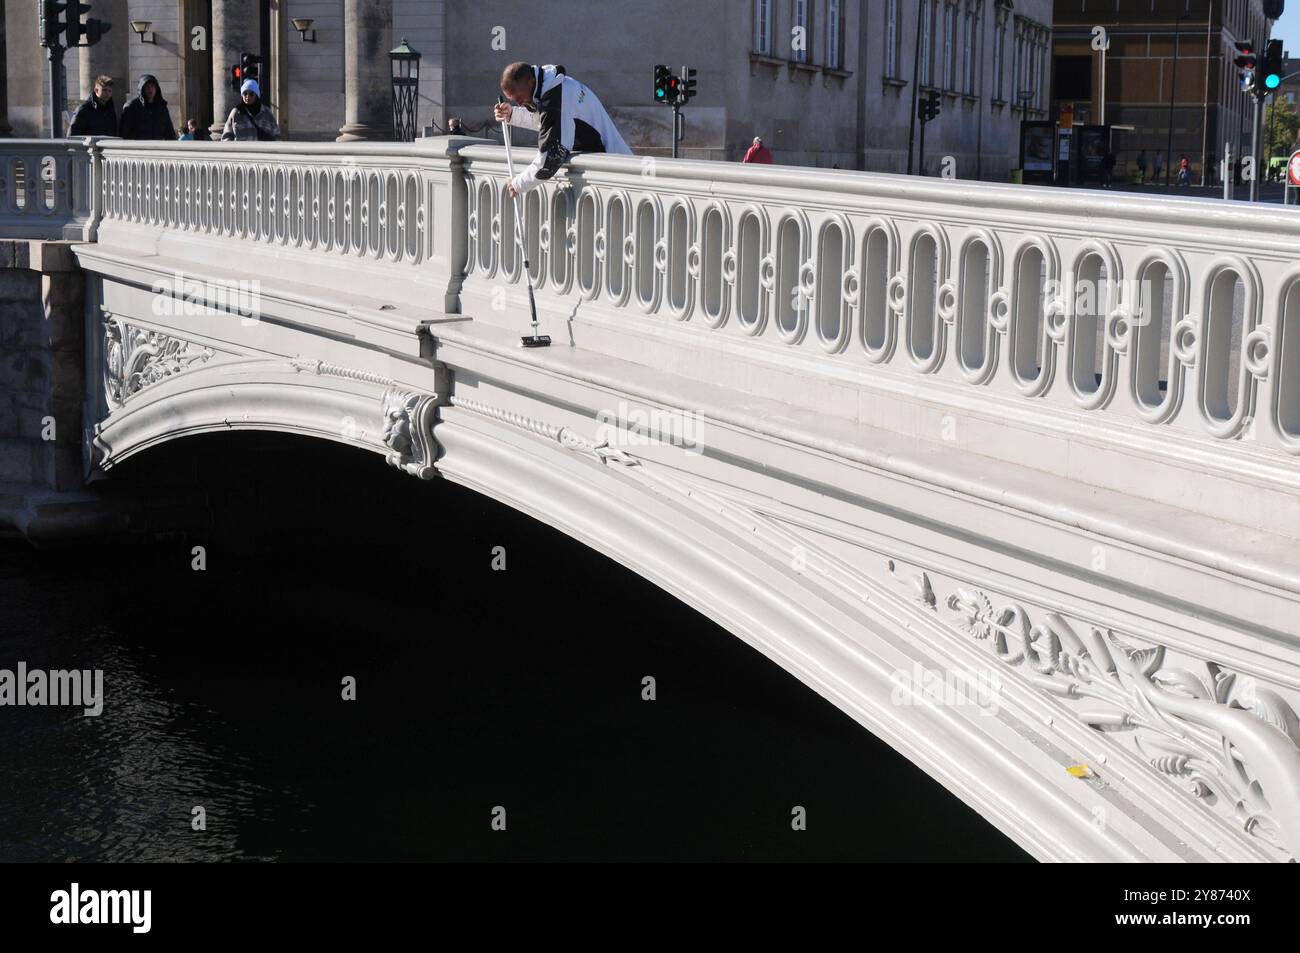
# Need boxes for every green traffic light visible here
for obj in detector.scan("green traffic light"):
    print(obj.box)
[1266,74,1281,89]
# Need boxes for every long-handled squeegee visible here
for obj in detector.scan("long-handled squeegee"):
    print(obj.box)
[499,96,551,348]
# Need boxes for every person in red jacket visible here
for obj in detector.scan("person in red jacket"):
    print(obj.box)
[742,137,773,164]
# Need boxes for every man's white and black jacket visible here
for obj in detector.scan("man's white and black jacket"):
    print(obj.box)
[505,64,632,194]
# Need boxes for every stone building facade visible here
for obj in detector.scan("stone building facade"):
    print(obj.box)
[0,0,1052,180]
[1051,0,1282,181]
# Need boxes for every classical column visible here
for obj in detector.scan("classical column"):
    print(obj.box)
[270,0,290,138]
[77,0,128,116]
[337,0,393,141]
[210,0,260,138]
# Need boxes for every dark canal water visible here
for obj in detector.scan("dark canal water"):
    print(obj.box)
[0,433,1029,862]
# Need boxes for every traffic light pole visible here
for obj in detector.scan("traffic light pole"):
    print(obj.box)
[47,44,65,138]
[1250,92,1261,203]
[918,110,928,175]
[671,102,682,159]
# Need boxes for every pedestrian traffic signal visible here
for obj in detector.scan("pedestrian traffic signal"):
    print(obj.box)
[1235,40,1257,72]
[681,68,698,103]
[653,64,672,104]
[1263,39,1283,91]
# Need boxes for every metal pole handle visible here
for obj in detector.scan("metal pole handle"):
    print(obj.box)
[498,97,529,266]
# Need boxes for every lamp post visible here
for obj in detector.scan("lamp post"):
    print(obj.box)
[389,37,421,143]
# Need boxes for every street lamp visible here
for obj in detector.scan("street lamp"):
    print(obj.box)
[129,20,155,44]
[292,18,316,43]
[389,38,421,143]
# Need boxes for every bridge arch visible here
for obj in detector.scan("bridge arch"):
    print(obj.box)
[93,355,439,481]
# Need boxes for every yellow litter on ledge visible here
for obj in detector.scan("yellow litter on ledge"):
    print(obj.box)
[1066,764,1095,779]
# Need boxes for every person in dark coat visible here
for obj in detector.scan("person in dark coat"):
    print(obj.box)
[69,75,117,137]
[118,74,176,141]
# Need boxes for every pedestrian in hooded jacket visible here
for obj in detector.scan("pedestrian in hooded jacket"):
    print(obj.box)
[69,75,117,137]
[221,80,279,141]
[118,74,176,141]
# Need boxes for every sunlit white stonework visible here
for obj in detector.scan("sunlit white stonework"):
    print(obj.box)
[3,135,1296,862]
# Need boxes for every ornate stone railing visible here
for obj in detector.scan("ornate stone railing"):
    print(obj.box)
[16,136,1300,534]
[454,145,1300,458]
[0,139,98,241]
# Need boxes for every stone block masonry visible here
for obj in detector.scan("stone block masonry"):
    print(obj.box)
[0,240,86,495]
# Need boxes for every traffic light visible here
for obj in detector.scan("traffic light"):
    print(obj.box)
[39,0,62,47]
[41,1,110,49]
[1235,39,1257,90]
[1263,39,1284,91]
[232,52,261,93]
[681,68,697,103]
[64,2,111,48]
[918,90,940,122]
[653,64,672,104]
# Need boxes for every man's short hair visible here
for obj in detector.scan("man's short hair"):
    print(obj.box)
[95,75,114,89]
[500,62,534,94]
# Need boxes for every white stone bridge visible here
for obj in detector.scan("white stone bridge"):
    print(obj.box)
[2,135,1299,863]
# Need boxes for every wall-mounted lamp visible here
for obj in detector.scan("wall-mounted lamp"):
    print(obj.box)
[292,18,316,42]
[130,20,155,44]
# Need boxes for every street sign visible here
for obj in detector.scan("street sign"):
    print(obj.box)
[1289,150,1300,187]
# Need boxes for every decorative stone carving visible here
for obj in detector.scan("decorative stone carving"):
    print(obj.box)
[888,559,936,609]
[945,586,1300,861]
[102,313,215,409]
[381,386,438,479]
[450,395,639,467]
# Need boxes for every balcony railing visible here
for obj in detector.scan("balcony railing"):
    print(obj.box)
[12,137,1300,528]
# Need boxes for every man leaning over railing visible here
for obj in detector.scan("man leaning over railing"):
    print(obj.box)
[492,61,631,198]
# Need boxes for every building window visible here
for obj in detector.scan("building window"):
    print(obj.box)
[885,0,899,77]
[943,2,956,90]
[1011,20,1022,104]
[1036,29,1048,111]
[827,0,843,70]
[754,0,773,55]
[993,3,1009,100]
[962,7,974,94]
[921,0,934,85]
[792,0,810,63]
